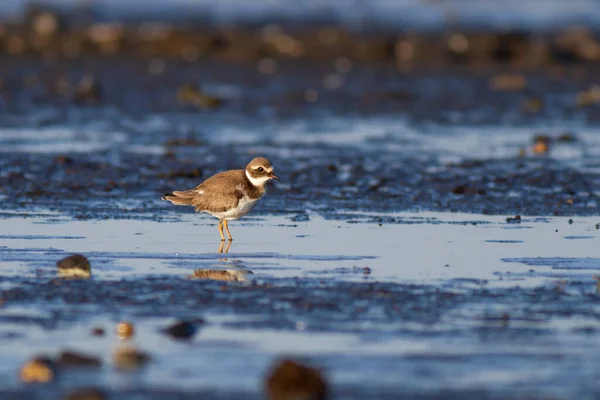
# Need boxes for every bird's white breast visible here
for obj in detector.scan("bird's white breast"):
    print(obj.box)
[207,195,260,220]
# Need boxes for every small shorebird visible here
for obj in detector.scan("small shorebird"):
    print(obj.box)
[162,157,279,241]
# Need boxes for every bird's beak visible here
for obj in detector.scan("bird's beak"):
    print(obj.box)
[270,173,280,180]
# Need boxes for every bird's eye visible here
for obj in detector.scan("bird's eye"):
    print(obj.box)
[258,167,264,172]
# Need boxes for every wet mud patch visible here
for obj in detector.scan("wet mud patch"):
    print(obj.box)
[1,274,600,398]
[2,57,600,218]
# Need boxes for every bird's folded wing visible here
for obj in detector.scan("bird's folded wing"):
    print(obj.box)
[193,188,242,213]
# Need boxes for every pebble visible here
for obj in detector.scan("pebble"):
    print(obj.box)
[506,215,522,223]
[63,387,106,400]
[116,321,134,339]
[90,327,105,336]
[163,320,201,340]
[19,356,57,383]
[113,347,151,370]
[56,254,91,279]
[57,350,101,368]
[265,359,328,400]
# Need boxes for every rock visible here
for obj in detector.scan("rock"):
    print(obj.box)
[451,185,467,195]
[163,320,201,339]
[522,98,543,113]
[577,85,600,106]
[113,347,151,370]
[19,356,57,383]
[164,137,204,147]
[557,132,578,143]
[23,3,66,37]
[63,387,106,400]
[488,74,527,91]
[73,74,102,103]
[266,359,328,400]
[451,185,485,195]
[531,135,550,154]
[506,215,522,223]
[54,155,75,166]
[90,327,105,336]
[57,350,101,368]
[159,168,203,179]
[56,254,91,279]
[177,84,222,109]
[116,321,134,339]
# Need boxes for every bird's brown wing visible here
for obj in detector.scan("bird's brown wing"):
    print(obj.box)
[192,170,245,213]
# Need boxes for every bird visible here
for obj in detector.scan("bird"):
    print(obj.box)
[161,157,279,241]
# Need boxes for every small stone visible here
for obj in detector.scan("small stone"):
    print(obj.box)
[147,58,166,75]
[576,85,600,106]
[73,74,102,103]
[57,350,101,368]
[116,321,134,339]
[19,356,57,383]
[452,184,467,195]
[257,58,277,74]
[56,254,91,279]
[113,347,151,370]
[522,98,543,113]
[54,155,74,166]
[532,135,550,154]
[163,320,201,340]
[569,219,574,225]
[266,359,328,400]
[63,387,106,400]
[164,137,203,147]
[557,132,578,143]
[488,74,527,91]
[90,327,105,336]
[506,215,522,223]
[177,84,222,109]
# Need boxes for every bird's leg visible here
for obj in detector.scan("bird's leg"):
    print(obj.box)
[218,241,225,253]
[218,220,225,241]
[223,220,233,241]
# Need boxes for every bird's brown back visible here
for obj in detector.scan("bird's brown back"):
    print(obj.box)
[190,169,264,213]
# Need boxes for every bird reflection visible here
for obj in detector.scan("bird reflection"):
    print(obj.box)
[189,244,254,282]
[218,240,232,255]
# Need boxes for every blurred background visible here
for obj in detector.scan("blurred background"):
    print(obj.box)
[2,0,600,28]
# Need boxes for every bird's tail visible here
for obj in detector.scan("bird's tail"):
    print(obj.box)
[161,190,196,206]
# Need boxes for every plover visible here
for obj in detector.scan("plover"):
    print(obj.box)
[162,157,279,241]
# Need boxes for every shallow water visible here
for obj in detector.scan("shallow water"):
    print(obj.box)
[1,211,599,284]
[1,210,600,398]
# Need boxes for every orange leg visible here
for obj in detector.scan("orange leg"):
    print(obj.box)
[218,220,225,241]
[223,220,233,241]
